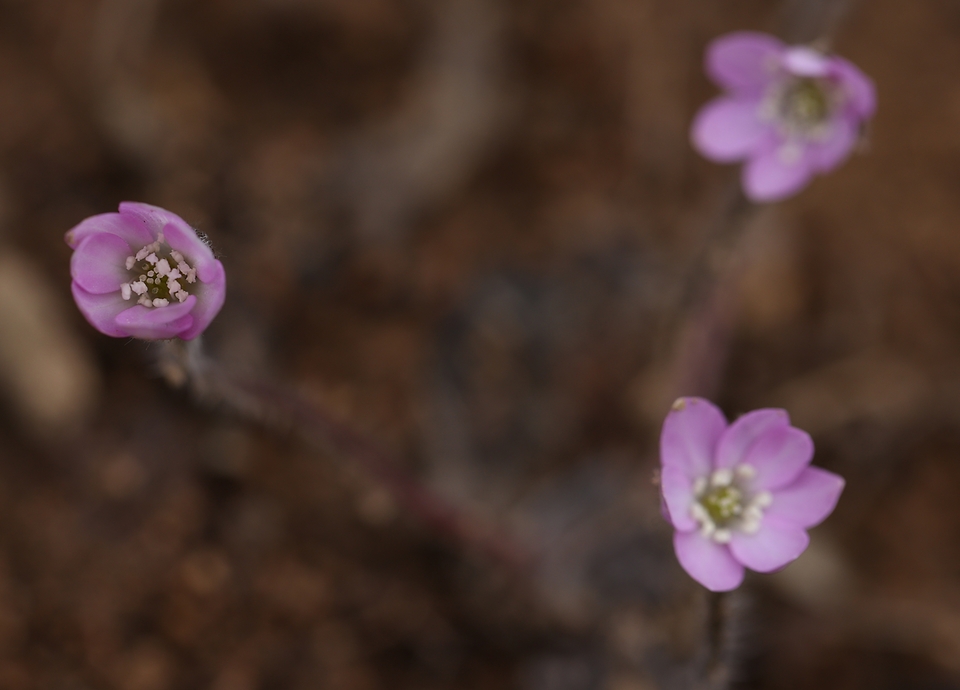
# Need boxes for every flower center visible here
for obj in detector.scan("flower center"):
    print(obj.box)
[120,232,198,309]
[690,466,772,544]
[779,77,833,127]
[760,76,837,141]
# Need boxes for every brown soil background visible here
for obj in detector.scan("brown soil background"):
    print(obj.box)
[0,0,958,688]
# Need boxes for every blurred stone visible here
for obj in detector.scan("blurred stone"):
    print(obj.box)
[0,248,100,435]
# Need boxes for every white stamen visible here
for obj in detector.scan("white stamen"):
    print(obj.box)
[753,491,773,508]
[735,464,756,480]
[711,468,733,487]
[130,281,148,295]
[168,268,181,280]
[135,247,149,261]
[171,250,184,263]
[156,231,164,244]
[692,476,708,496]
[125,256,136,270]
[167,279,181,294]
[176,290,188,303]
[713,528,732,544]
[145,253,158,265]
[120,283,131,300]
[743,505,763,522]
[740,519,760,535]
[156,259,171,276]
[138,295,152,307]
[147,270,155,277]
[699,521,716,538]
[152,298,169,307]
[690,503,710,523]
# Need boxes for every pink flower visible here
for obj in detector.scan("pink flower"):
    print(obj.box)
[691,31,875,202]
[660,397,844,591]
[65,202,226,341]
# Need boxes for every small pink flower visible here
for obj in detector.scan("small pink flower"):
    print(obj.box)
[691,31,875,202]
[660,397,844,591]
[65,202,226,340]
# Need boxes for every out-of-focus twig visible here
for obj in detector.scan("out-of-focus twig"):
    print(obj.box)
[156,338,530,570]
[778,0,862,46]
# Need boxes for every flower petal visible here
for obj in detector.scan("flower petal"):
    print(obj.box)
[660,397,727,480]
[766,467,844,528]
[674,530,745,591]
[729,516,809,572]
[115,295,198,340]
[742,142,814,202]
[745,425,815,491]
[71,232,133,294]
[65,212,153,250]
[809,118,857,173]
[160,220,220,283]
[71,282,135,338]
[782,46,830,77]
[715,408,790,469]
[831,57,876,119]
[661,466,697,532]
[706,32,784,96]
[177,259,226,340]
[118,201,183,240]
[691,97,768,162]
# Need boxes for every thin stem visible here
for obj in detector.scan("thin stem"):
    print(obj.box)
[156,338,530,570]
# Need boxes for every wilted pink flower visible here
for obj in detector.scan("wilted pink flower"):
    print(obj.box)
[691,31,875,202]
[66,202,225,340]
[660,397,844,591]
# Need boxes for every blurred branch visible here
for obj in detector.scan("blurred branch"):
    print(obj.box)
[156,338,530,570]
[778,0,862,45]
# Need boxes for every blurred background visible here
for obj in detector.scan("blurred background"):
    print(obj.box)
[0,0,958,687]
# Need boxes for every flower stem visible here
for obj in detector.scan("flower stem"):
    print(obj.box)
[156,338,530,569]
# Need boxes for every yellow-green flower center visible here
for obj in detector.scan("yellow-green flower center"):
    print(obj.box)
[779,78,834,130]
[702,485,743,524]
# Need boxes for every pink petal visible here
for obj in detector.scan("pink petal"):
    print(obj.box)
[831,57,876,119]
[71,282,134,338]
[715,408,790,469]
[765,467,844,528]
[706,31,784,97]
[177,259,226,340]
[674,530,744,591]
[728,516,809,572]
[782,47,830,77]
[661,466,697,532]
[809,118,857,173]
[160,220,220,283]
[745,425,815,491]
[691,97,768,162]
[70,232,133,294]
[742,143,814,202]
[115,295,198,340]
[118,201,183,240]
[65,212,153,251]
[660,397,727,480]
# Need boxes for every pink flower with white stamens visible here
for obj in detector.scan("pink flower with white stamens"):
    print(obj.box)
[660,397,844,591]
[65,202,226,340]
[691,31,875,202]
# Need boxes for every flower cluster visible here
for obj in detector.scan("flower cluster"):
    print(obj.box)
[660,397,844,591]
[691,31,875,202]
[66,202,225,341]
